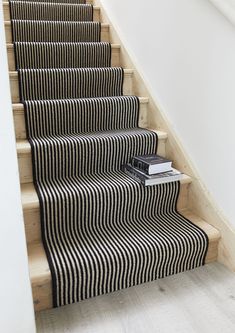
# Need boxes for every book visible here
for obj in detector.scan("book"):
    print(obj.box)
[132,154,172,175]
[122,164,183,186]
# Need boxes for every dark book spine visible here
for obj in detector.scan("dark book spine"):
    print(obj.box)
[132,159,150,174]
[123,165,145,185]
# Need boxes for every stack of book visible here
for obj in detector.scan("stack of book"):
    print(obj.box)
[122,154,183,186]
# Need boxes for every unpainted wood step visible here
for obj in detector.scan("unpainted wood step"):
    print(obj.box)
[28,209,220,312]
[4,21,110,44]
[21,172,191,245]
[9,68,133,103]
[3,2,101,22]
[7,43,121,71]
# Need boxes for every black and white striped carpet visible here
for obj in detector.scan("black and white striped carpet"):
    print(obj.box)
[10,2,94,22]
[12,20,101,42]
[14,42,111,69]
[10,0,209,307]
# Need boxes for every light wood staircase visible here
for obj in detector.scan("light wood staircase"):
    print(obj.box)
[3,0,221,312]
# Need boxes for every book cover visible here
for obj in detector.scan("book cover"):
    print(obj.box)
[134,154,172,165]
[132,154,172,175]
[122,164,182,186]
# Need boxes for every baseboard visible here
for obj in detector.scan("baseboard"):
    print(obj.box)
[96,0,235,271]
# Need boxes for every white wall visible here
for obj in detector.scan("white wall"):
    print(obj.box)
[0,6,36,333]
[101,0,235,226]
[209,0,235,25]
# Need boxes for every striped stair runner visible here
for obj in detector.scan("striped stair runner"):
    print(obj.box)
[14,42,111,69]
[11,20,101,42]
[10,0,209,307]
[10,2,94,21]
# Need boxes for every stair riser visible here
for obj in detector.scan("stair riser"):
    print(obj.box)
[3,3,100,22]
[33,244,218,313]
[14,98,146,140]
[9,69,133,103]
[4,22,110,44]
[24,180,190,245]
[30,233,219,312]
[32,279,52,313]
[7,44,120,71]
[17,131,165,185]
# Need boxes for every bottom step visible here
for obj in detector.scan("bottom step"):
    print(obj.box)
[28,210,220,312]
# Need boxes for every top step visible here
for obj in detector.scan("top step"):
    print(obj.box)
[4,21,109,43]
[3,0,92,4]
[3,2,100,22]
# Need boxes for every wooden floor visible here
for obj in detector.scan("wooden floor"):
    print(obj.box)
[36,263,235,333]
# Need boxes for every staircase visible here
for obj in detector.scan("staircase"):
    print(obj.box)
[3,0,220,312]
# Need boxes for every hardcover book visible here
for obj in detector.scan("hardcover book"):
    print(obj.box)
[132,154,172,175]
[123,164,183,186]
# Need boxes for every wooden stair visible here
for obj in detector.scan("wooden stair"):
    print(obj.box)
[16,129,167,185]
[7,43,121,71]
[3,2,101,22]
[21,175,197,244]
[4,0,221,312]
[4,21,110,44]
[28,209,220,311]
[13,95,147,139]
[10,69,134,102]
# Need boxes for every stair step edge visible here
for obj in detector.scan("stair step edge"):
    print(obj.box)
[5,21,109,27]
[9,68,134,77]
[12,96,149,114]
[16,127,166,154]
[21,174,192,210]
[180,209,221,241]
[7,43,121,49]
[28,209,221,282]
[3,2,100,8]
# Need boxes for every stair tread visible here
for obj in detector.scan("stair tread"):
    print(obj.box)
[13,97,149,111]
[5,20,110,44]
[7,42,121,49]
[3,2,98,7]
[7,42,120,70]
[4,2,98,22]
[9,68,134,76]
[10,67,133,102]
[3,2,99,8]
[16,140,31,153]
[16,128,167,155]
[180,209,221,241]
[13,96,149,113]
[5,21,109,27]
[28,209,220,283]
[2,0,95,1]
[21,172,192,210]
